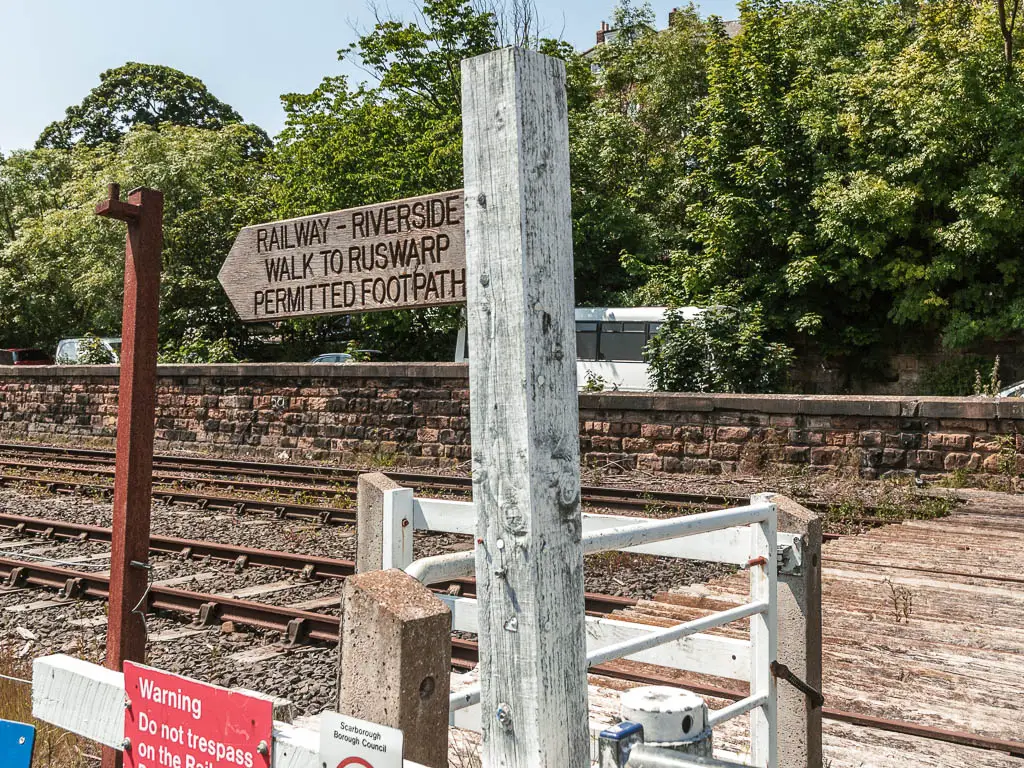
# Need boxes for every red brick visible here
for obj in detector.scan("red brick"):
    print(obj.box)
[809,447,843,465]
[641,423,673,439]
[710,442,742,460]
[926,433,973,450]
[715,426,751,442]
[944,452,981,470]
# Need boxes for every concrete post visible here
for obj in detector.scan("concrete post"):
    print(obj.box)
[356,473,407,572]
[754,493,823,768]
[336,568,451,768]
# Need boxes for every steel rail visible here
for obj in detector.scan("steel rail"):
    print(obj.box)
[0,456,358,502]
[0,465,862,547]
[0,553,1019,757]
[0,453,721,515]
[0,473,358,523]
[0,512,637,615]
[0,442,859,515]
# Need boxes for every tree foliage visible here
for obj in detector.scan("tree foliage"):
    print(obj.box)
[622,0,1024,372]
[0,124,272,352]
[645,307,793,392]
[7,0,1024,378]
[36,63,266,151]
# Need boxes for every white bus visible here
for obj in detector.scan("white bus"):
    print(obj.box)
[454,307,704,392]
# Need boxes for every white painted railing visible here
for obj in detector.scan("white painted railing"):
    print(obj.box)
[387,490,779,768]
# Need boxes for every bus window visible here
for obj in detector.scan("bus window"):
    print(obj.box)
[599,321,647,361]
[576,322,598,361]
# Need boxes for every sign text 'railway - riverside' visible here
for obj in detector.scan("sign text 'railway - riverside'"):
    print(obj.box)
[218,190,466,321]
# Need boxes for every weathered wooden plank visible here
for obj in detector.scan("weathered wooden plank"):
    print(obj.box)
[33,654,125,748]
[218,191,466,321]
[462,47,588,768]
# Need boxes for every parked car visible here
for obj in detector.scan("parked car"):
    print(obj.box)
[309,353,353,364]
[0,348,53,365]
[55,337,122,364]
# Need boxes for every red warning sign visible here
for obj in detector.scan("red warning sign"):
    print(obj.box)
[124,662,273,768]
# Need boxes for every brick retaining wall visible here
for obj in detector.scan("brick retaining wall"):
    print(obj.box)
[1,364,1021,478]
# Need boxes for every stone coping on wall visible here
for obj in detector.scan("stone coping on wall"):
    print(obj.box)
[1,362,1021,419]
[0,362,471,379]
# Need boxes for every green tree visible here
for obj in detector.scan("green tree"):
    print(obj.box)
[271,0,637,358]
[36,63,267,152]
[645,306,793,392]
[631,0,1024,374]
[571,3,712,305]
[0,124,272,352]
[270,0,495,359]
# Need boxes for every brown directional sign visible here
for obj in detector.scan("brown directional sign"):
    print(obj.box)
[218,190,466,321]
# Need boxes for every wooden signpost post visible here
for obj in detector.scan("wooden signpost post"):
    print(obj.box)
[95,184,164,768]
[217,48,587,768]
[462,49,588,768]
[218,191,466,321]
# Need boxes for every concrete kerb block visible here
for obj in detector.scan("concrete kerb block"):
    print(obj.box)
[357,472,405,573]
[337,568,452,768]
[753,492,823,768]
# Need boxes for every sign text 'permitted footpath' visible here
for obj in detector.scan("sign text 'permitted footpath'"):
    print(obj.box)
[218,190,466,321]
[124,662,273,768]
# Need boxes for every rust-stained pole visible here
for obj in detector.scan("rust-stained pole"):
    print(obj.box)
[96,183,163,768]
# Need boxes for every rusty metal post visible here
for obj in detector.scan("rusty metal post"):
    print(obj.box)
[96,183,163,768]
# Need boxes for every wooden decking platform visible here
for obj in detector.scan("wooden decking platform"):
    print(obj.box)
[603,490,1024,766]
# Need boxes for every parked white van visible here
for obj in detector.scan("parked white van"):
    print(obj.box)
[455,307,704,392]
[55,337,122,364]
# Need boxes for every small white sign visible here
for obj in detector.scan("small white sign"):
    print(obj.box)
[319,711,404,768]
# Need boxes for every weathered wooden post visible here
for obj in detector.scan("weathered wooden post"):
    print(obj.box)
[462,48,589,767]
[95,184,163,768]
[755,494,823,768]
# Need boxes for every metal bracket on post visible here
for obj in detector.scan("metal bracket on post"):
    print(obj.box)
[381,487,415,571]
[777,533,803,576]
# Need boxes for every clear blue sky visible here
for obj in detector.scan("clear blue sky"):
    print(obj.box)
[0,0,738,153]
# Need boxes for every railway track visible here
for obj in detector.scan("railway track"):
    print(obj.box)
[0,441,854,512]
[1,534,1020,758]
[0,442,924,539]
[0,512,636,614]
